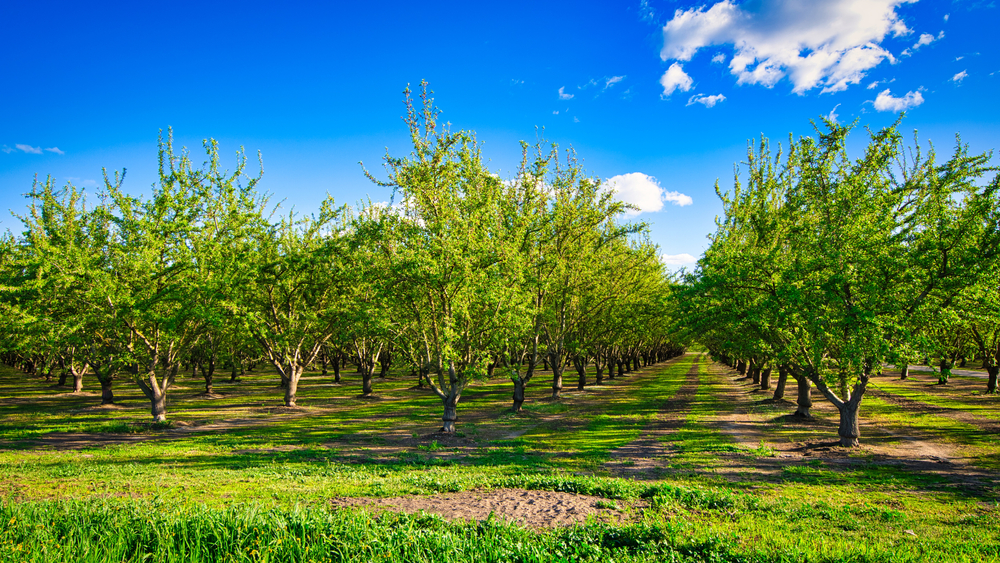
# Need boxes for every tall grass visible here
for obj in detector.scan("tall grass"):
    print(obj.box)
[0,498,735,563]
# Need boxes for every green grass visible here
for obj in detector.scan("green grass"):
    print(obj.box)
[3,357,1000,562]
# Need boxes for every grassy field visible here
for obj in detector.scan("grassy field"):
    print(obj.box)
[1,355,999,562]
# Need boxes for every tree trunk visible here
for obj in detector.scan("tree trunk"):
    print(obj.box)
[72,369,84,393]
[794,375,812,418]
[135,370,168,423]
[773,365,787,400]
[616,360,624,378]
[573,355,587,390]
[362,363,375,395]
[760,367,771,390]
[987,366,999,394]
[168,364,179,388]
[938,359,952,385]
[57,370,68,386]
[441,394,458,433]
[100,377,115,405]
[230,360,239,382]
[899,364,909,380]
[551,359,563,399]
[595,362,604,385]
[284,365,302,407]
[837,399,862,447]
[201,358,215,394]
[332,355,341,383]
[512,377,526,413]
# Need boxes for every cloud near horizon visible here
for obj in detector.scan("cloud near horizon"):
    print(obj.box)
[660,0,911,94]
[660,253,698,267]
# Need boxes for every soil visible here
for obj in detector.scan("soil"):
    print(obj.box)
[330,488,646,527]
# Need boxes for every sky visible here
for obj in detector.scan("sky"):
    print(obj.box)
[2,0,998,269]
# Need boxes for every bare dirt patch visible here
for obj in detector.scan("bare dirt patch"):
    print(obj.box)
[330,488,645,527]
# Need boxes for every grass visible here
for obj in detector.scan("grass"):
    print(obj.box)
[2,356,1000,561]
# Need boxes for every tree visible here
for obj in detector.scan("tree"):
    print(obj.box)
[690,119,1000,446]
[363,83,526,432]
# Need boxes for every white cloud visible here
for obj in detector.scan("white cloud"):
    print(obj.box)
[660,253,698,267]
[951,70,967,83]
[873,88,924,112]
[552,110,559,115]
[663,191,694,206]
[1,145,14,154]
[659,62,693,97]
[943,13,949,22]
[827,103,841,123]
[44,147,65,155]
[711,52,726,63]
[686,93,727,107]
[913,33,935,48]
[573,116,580,123]
[660,0,910,94]
[606,173,693,215]
[15,144,43,154]
[955,55,964,61]
[558,86,574,100]
[604,75,625,89]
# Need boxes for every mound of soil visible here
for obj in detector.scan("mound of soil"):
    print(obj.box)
[330,488,643,527]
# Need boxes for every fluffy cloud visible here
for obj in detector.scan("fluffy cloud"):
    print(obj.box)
[660,0,910,94]
[659,62,693,97]
[660,253,698,267]
[873,89,924,112]
[558,86,574,100]
[951,70,968,83]
[914,33,935,48]
[44,147,65,155]
[663,191,694,206]
[711,52,726,64]
[686,93,726,107]
[605,173,693,215]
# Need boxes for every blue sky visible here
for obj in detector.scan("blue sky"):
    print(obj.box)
[2,0,998,267]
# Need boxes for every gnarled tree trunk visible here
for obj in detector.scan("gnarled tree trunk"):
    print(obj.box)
[772,365,788,400]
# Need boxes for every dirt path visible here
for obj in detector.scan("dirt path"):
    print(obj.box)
[603,359,700,479]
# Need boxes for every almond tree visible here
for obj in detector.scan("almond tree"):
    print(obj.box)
[363,83,526,432]
[232,198,348,407]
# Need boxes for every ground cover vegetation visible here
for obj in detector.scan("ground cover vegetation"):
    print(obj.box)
[2,87,999,561]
